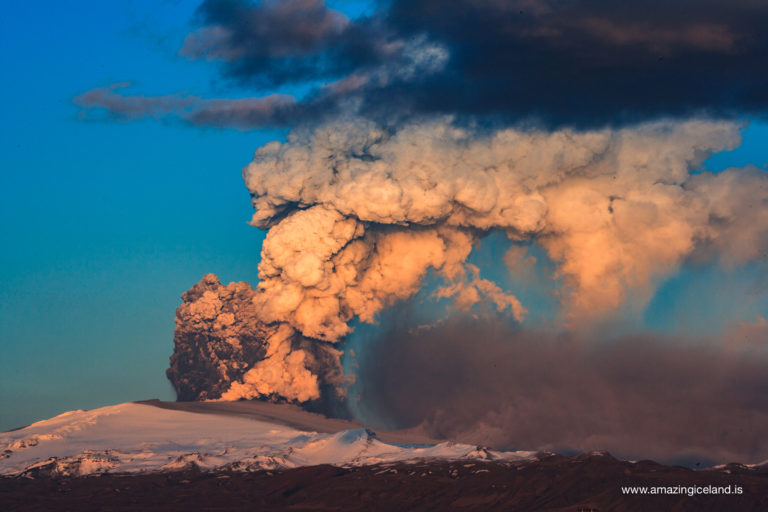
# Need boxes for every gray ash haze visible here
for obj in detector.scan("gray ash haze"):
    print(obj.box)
[355,314,768,465]
[69,0,768,464]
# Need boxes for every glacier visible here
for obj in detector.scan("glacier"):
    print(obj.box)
[0,402,535,477]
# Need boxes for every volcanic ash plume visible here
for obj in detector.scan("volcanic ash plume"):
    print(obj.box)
[167,274,344,403]
[168,118,768,405]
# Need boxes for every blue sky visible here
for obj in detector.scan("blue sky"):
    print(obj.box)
[0,1,277,430]
[1,0,767,431]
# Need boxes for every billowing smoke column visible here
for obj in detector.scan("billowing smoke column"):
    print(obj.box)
[166,274,345,403]
[168,117,768,412]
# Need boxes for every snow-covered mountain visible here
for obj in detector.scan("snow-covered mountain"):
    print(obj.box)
[0,402,534,477]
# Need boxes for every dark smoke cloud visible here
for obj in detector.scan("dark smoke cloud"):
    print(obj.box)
[77,0,768,128]
[73,83,198,120]
[380,0,768,126]
[181,0,390,88]
[355,313,768,465]
[74,84,304,128]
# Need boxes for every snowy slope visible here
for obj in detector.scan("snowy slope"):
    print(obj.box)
[0,403,535,477]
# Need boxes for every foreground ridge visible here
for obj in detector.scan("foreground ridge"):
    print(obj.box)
[2,455,768,512]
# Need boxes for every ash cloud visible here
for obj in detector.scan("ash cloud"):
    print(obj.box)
[74,83,300,129]
[168,273,347,406]
[243,118,767,331]
[354,314,768,464]
[165,118,768,410]
[379,0,768,125]
[180,0,385,88]
[76,0,768,128]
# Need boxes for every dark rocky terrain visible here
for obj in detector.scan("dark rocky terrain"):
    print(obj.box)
[2,452,767,512]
